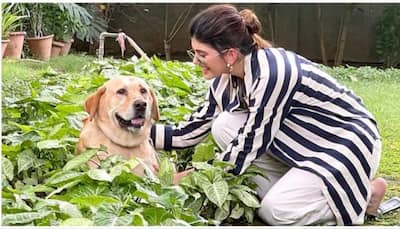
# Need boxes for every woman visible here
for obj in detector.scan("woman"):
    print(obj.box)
[151,4,386,225]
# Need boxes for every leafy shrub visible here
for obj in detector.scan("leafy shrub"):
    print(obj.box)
[376,5,400,68]
[1,3,27,38]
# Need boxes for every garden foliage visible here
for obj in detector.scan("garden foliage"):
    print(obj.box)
[376,5,400,68]
[1,57,264,226]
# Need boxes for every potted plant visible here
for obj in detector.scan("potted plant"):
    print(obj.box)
[44,3,92,57]
[1,3,26,58]
[18,3,54,61]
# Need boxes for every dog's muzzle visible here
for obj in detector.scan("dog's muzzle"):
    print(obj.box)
[116,100,147,129]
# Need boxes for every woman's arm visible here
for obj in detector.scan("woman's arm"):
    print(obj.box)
[151,86,220,150]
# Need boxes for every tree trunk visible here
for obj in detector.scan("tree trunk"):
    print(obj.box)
[163,4,193,60]
[164,5,170,60]
[317,4,328,65]
[164,40,171,61]
[267,5,275,43]
[334,5,353,66]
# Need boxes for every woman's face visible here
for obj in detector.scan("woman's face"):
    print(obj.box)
[190,37,228,80]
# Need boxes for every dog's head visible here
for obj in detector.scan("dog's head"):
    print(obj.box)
[84,76,159,147]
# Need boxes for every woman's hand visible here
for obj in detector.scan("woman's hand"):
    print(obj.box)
[173,168,195,185]
[153,164,194,185]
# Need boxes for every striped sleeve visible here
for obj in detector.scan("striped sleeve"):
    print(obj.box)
[151,84,220,150]
[220,49,301,175]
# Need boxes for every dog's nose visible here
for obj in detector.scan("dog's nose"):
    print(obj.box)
[133,100,147,111]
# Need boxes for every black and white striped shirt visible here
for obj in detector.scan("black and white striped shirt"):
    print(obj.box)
[151,48,380,225]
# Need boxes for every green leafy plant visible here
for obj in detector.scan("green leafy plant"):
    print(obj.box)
[376,5,400,67]
[13,3,106,42]
[43,3,98,43]
[1,3,27,38]
[180,161,264,225]
[75,4,108,44]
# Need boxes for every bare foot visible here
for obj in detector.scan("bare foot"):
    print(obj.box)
[366,177,387,216]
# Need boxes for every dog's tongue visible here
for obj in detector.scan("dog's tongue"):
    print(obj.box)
[131,118,145,128]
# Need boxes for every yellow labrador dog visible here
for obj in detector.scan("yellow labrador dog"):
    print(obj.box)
[77,76,159,176]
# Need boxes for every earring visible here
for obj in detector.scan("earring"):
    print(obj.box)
[226,63,233,73]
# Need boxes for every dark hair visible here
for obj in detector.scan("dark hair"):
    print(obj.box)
[189,4,271,55]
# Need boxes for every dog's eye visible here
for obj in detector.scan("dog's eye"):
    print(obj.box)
[117,88,127,95]
[140,88,147,94]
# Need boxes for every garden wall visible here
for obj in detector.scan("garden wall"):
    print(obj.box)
[76,3,395,65]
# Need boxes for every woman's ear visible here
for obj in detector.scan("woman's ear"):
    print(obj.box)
[225,48,240,65]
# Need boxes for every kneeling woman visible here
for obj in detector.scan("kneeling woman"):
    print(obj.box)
[151,4,386,225]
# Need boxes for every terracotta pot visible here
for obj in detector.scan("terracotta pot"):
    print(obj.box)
[2,40,10,58]
[60,39,74,56]
[51,41,65,57]
[26,34,54,61]
[4,31,26,59]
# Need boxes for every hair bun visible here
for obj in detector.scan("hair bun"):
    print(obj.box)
[239,9,261,34]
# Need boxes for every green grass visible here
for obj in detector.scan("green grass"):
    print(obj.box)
[1,54,96,83]
[343,79,400,178]
[339,78,400,226]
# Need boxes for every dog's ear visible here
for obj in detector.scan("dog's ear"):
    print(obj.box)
[150,89,160,121]
[84,86,106,121]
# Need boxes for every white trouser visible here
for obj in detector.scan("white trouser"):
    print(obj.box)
[211,111,337,225]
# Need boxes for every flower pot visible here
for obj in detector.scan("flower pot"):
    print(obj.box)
[60,39,74,56]
[2,40,10,58]
[4,32,26,59]
[26,34,54,61]
[51,41,65,57]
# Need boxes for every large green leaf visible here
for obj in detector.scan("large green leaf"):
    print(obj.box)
[93,203,132,226]
[70,195,120,208]
[87,169,112,182]
[159,72,192,93]
[133,183,160,202]
[2,211,53,225]
[142,207,173,225]
[8,121,33,133]
[2,156,14,180]
[129,208,148,226]
[36,139,64,150]
[161,218,192,226]
[62,149,98,171]
[158,157,174,187]
[192,138,216,162]
[185,193,205,213]
[156,186,188,209]
[215,201,230,222]
[202,180,229,208]
[55,104,83,113]
[36,199,82,218]
[244,206,255,223]
[190,171,211,188]
[17,149,36,173]
[46,170,84,185]
[230,189,260,208]
[46,179,82,199]
[192,161,214,171]
[230,203,244,219]
[60,218,94,226]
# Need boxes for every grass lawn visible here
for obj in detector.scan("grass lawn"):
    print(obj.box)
[1,54,96,83]
[1,56,399,225]
[340,78,400,226]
